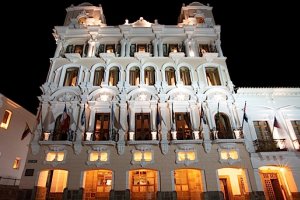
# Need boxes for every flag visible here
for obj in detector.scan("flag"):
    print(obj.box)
[127,109,130,131]
[242,101,248,123]
[171,103,175,130]
[81,104,86,126]
[60,104,68,124]
[60,104,70,132]
[21,123,32,140]
[110,104,114,140]
[156,106,161,128]
[200,105,207,125]
[274,117,280,129]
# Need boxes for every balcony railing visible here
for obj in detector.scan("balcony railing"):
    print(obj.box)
[253,139,287,152]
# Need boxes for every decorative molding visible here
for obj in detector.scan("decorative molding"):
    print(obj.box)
[236,88,300,97]
[65,53,81,62]
[131,148,154,167]
[203,140,212,153]
[43,148,67,167]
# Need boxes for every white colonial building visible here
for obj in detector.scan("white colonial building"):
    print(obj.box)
[18,2,300,200]
[0,93,35,198]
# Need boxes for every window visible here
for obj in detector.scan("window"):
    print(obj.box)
[63,67,79,86]
[137,44,147,52]
[291,120,300,138]
[89,151,108,162]
[108,67,119,86]
[133,151,153,162]
[13,157,21,169]
[180,67,191,85]
[66,44,86,56]
[165,67,176,86]
[46,152,65,162]
[215,113,233,139]
[219,149,239,160]
[175,113,192,140]
[169,44,179,53]
[94,113,110,141]
[177,151,196,161]
[135,113,151,140]
[130,169,157,199]
[105,44,115,53]
[144,67,155,85]
[206,67,221,86]
[93,67,104,86]
[1,110,12,129]
[129,67,140,86]
[253,121,273,140]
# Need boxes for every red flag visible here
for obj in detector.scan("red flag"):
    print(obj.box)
[274,117,280,129]
[21,123,32,140]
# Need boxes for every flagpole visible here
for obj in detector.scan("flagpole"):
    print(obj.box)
[241,101,247,129]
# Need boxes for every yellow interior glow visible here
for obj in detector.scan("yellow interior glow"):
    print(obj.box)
[186,152,196,161]
[46,152,56,161]
[143,151,152,161]
[220,150,228,160]
[229,150,238,159]
[50,170,68,192]
[37,170,49,187]
[100,152,108,161]
[56,152,65,161]
[89,152,99,161]
[134,151,142,161]
[178,152,186,161]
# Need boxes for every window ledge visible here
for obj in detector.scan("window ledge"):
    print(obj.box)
[39,141,73,146]
[171,140,203,145]
[83,141,116,146]
[127,140,159,145]
[213,139,245,144]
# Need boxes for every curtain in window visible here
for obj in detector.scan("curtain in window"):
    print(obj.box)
[64,68,79,86]
[165,67,176,85]
[180,67,191,85]
[109,67,119,86]
[144,67,155,85]
[129,67,140,85]
[93,68,104,86]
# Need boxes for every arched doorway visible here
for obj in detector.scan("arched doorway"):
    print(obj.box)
[36,169,68,200]
[129,169,158,200]
[173,169,203,200]
[82,169,113,199]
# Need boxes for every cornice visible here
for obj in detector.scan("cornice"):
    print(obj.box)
[236,87,300,97]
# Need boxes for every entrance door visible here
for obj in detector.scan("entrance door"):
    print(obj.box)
[262,173,285,200]
[219,178,231,200]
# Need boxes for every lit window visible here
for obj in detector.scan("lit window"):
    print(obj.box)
[143,151,152,162]
[177,152,186,161]
[129,67,140,86]
[87,151,109,165]
[109,67,119,86]
[13,157,21,169]
[46,152,65,162]
[186,152,196,161]
[180,67,191,85]
[165,67,176,86]
[144,67,155,85]
[206,67,221,86]
[134,151,142,161]
[46,152,56,161]
[63,67,79,86]
[219,149,240,164]
[93,67,104,86]
[1,110,12,129]
[177,151,196,161]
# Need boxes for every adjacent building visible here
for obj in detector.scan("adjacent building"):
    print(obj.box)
[18,2,300,200]
[0,93,35,198]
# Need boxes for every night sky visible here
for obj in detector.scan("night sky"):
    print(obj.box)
[0,0,298,114]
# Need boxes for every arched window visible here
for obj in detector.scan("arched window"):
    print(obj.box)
[129,67,140,86]
[215,113,233,139]
[53,113,70,141]
[165,67,176,86]
[64,67,79,86]
[206,67,221,86]
[109,67,119,86]
[180,67,191,85]
[93,67,104,86]
[144,66,155,85]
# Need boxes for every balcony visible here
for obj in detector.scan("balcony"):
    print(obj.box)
[253,139,287,152]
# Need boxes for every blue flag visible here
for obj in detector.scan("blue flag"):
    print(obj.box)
[156,106,161,128]
[81,104,86,126]
[243,102,248,123]
[274,117,280,129]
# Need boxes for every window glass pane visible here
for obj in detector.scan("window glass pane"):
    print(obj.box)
[177,152,186,161]
[100,152,108,161]
[229,150,238,159]
[93,67,104,86]
[220,150,228,160]
[12,157,21,169]
[129,67,140,85]
[1,110,12,129]
[109,67,119,86]
[144,67,155,85]
[206,67,221,86]
[180,67,191,85]
[165,67,176,85]
[186,151,196,161]
[46,152,56,161]
[64,67,78,86]
[56,152,65,161]
[144,151,152,161]
[134,151,142,161]
[90,152,99,161]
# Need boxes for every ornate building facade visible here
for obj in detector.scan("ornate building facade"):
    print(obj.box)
[18,2,300,200]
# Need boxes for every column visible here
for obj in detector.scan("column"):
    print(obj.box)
[158,39,163,57]
[118,102,128,141]
[126,41,131,57]
[184,38,190,57]
[150,104,157,132]
[152,38,158,57]
[54,40,63,58]
[87,40,96,57]
[120,38,126,57]
[215,40,223,57]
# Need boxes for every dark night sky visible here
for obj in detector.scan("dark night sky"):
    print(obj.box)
[0,0,298,114]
